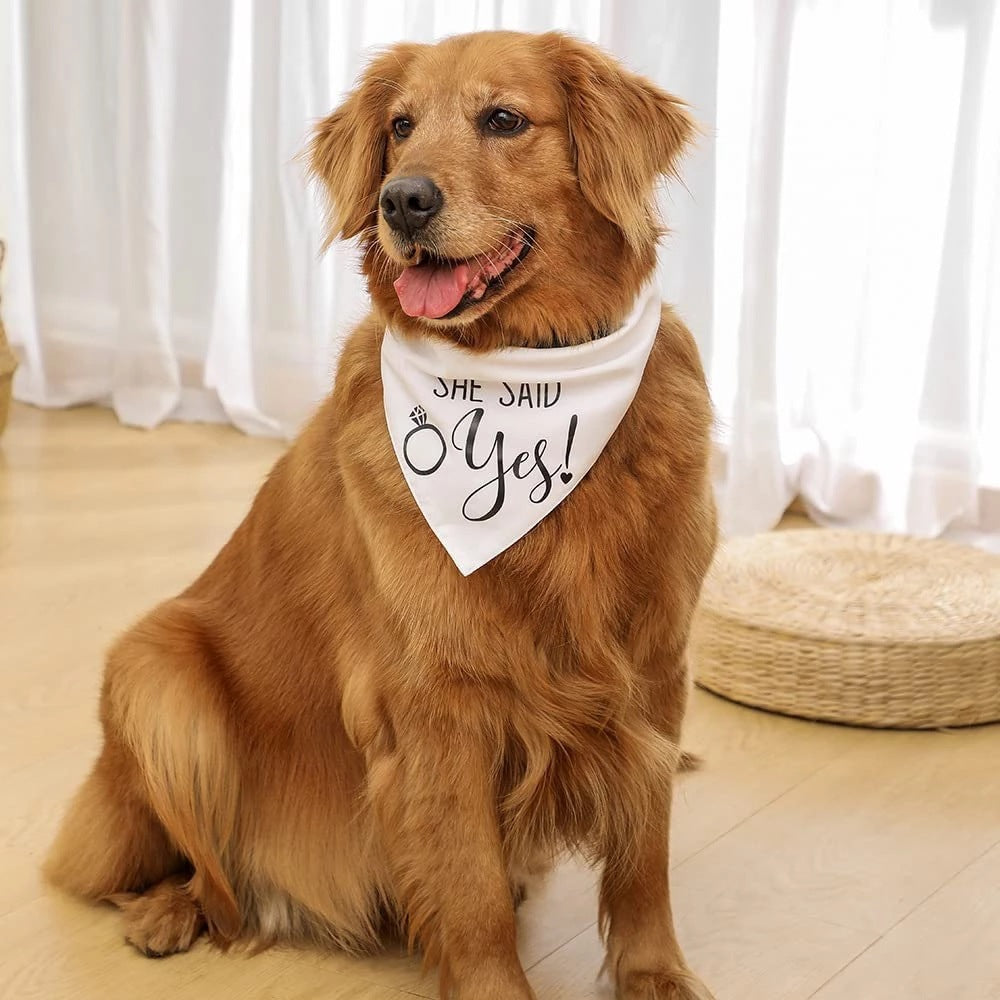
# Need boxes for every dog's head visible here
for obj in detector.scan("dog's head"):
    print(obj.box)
[310,31,694,349]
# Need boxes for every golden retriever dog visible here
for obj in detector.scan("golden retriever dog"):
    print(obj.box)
[46,30,717,1000]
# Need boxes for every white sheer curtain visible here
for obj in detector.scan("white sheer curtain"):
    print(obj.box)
[2,0,999,547]
[709,1,1000,549]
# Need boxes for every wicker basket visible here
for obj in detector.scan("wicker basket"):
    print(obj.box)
[0,241,16,436]
[691,531,1000,729]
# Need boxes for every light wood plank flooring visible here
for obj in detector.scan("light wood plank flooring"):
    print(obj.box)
[1,401,998,1000]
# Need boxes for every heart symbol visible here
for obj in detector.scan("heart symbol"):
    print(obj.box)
[560,471,573,484]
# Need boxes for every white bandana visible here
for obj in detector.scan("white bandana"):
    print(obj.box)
[381,284,661,575]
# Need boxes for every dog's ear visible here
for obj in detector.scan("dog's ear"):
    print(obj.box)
[543,33,697,249]
[308,44,420,248]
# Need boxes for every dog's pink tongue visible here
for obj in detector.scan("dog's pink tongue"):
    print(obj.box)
[394,261,471,319]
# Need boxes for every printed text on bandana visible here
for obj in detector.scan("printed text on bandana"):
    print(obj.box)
[402,377,579,523]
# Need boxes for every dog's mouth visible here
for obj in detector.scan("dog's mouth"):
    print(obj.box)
[392,229,534,320]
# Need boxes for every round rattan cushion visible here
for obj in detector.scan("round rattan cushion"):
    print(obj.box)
[691,531,1000,729]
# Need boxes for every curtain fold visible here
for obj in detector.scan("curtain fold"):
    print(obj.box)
[113,0,178,427]
[2,0,999,547]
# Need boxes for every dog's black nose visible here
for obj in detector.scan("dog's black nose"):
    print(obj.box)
[380,176,443,237]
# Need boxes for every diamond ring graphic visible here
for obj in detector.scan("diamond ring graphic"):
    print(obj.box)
[402,405,446,476]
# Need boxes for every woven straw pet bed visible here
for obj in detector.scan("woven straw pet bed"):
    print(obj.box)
[691,531,1000,729]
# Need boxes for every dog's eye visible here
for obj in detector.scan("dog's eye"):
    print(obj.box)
[485,108,527,135]
[392,117,413,140]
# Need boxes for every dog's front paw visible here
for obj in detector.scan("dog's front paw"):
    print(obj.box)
[618,967,716,1000]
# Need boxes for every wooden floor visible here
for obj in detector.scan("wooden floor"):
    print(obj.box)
[2,400,999,1000]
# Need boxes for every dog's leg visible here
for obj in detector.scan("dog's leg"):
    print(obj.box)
[49,605,243,951]
[45,733,210,957]
[44,734,183,900]
[600,791,713,1000]
[600,658,715,1000]
[374,719,536,1000]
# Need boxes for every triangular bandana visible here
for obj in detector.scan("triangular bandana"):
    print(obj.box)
[381,284,661,575]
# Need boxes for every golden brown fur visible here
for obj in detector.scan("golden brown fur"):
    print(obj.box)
[46,31,718,1000]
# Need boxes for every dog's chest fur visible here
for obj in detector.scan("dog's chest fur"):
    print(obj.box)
[322,313,713,857]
